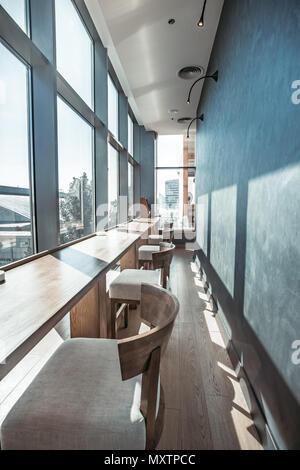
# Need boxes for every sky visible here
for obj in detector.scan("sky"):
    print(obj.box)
[156,135,184,200]
[0,2,186,199]
[0,40,30,188]
[0,0,94,192]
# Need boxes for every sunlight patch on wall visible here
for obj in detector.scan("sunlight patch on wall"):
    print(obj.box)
[211,185,237,297]
[196,193,209,255]
[244,164,300,400]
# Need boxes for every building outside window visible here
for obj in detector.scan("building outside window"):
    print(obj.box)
[108,74,119,140]
[128,114,134,156]
[55,0,93,108]
[128,162,134,218]
[156,135,195,228]
[57,97,94,244]
[0,0,28,33]
[0,41,33,267]
[108,144,119,228]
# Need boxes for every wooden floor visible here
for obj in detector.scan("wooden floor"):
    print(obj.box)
[156,250,262,450]
[0,250,262,450]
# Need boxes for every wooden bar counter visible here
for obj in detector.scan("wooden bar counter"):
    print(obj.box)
[0,218,159,380]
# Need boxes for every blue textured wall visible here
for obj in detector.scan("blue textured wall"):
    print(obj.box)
[195,0,300,449]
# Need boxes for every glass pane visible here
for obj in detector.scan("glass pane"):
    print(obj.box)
[0,0,27,33]
[157,135,183,167]
[128,115,133,156]
[57,97,94,244]
[156,168,195,229]
[108,75,118,139]
[0,42,33,267]
[55,0,93,108]
[128,162,134,218]
[108,144,119,227]
[156,169,183,228]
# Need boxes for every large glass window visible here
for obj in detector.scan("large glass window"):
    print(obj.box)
[128,115,134,156]
[108,144,119,228]
[57,97,94,244]
[157,135,184,167]
[0,0,27,33]
[128,162,134,218]
[0,42,33,267]
[156,135,195,228]
[108,74,119,139]
[55,0,93,108]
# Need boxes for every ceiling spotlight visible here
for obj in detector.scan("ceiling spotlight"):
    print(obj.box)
[168,18,175,25]
[197,0,207,28]
[187,70,218,104]
[187,114,204,139]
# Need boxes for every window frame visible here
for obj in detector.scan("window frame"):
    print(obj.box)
[0,0,139,265]
[107,72,119,140]
[0,0,30,35]
[128,160,135,220]
[155,136,196,230]
[54,0,94,110]
[107,143,120,229]
[128,114,134,157]
[0,38,36,264]
[57,93,96,244]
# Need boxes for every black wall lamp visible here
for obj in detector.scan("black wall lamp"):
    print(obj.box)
[197,0,207,27]
[186,70,218,104]
[187,114,204,139]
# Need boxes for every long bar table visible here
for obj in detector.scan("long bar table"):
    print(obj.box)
[0,218,159,380]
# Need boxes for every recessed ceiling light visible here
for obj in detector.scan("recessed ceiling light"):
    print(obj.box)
[177,117,193,124]
[168,109,179,114]
[178,66,205,80]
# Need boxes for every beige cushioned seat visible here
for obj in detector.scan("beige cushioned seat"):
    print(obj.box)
[109,269,160,301]
[138,245,160,261]
[148,234,163,245]
[0,339,147,450]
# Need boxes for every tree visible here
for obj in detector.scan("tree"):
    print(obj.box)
[60,173,93,244]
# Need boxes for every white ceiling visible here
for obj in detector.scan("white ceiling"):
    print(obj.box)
[85,0,224,135]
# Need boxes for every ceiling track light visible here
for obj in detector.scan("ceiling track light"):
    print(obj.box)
[197,0,207,27]
[187,114,204,139]
[186,70,218,104]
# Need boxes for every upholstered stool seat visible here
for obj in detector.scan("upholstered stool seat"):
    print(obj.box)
[148,234,163,245]
[109,269,160,302]
[1,338,147,450]
[138,245,160,261]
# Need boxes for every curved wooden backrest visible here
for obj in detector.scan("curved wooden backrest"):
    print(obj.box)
[118,283,179,449]
[152,243,175,270]
[152,243,175,288]
[140,197,151,218]
[118,283,179,381]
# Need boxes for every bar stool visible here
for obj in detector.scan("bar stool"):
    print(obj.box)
[0,284,179,450]
[109,244,176,338]
[138,242,174,271]
[109,269,161,338]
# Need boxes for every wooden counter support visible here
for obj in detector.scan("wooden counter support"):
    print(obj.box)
[70,276,107,339]
[120,244,137,271]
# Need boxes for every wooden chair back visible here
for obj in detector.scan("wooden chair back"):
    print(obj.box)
[140,197,151,218]
[152,243,175,288]
[118,283,179,449]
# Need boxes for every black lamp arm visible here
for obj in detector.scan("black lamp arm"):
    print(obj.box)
[187,70,218,104]
[187,114,204,138]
